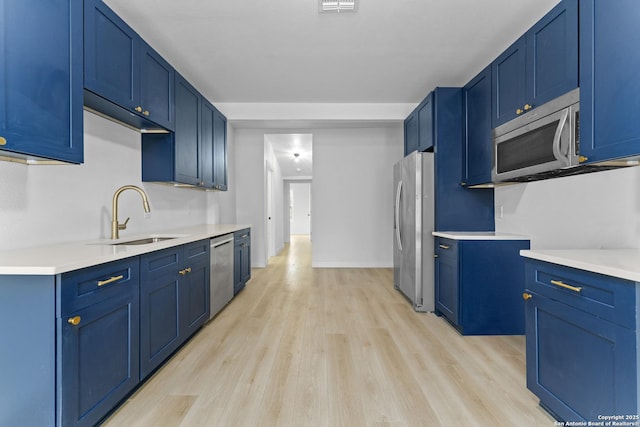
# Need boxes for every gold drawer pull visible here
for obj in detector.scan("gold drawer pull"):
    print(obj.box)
[68,316,81,326]
[143,110,150,116]
[0,136,6,146]
[438,244,450,250]
[179,267,192,276]
[134,106,143,113]
[522,293,532,301]
[97,275,124,287]
[550,279,582,293]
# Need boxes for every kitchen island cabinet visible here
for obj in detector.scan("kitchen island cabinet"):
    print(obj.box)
[0,0,83,164]
[491,0,578,128]
[433,233,530,335]
[520,252,639,423]
[84,0,174,131]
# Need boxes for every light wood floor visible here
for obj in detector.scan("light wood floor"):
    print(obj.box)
[104,235,555,427]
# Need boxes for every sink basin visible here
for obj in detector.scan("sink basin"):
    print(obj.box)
[110,236,179,246]
[111,237,176,246]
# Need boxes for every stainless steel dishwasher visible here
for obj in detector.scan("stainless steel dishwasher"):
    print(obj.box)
[209,233,234,320]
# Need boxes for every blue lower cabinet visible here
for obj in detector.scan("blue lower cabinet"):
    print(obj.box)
[435,237,530,335]
[140,240,209,379]
[233,229,251,295]
[524,260,638,422]
[58,259,140,427]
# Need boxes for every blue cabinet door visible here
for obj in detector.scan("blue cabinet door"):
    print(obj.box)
[58,259,140,427]
[462,65,492,186]
[84,0,138,111]
[491,36,526,128]
[213,108,228,191]
[140,247,182,379]
[174,74,201,186]
[234,229,251,295]
[0,0,83,163]
[579,0,640,163]
[434,239,459,325]
[433,88,494,232]
[526,0,578,109]
[492,0,578,128]
[404,111,418,156]
[417,93,434,152]
[525,291,637,422]
[140,42,175,131]
[181,240,210,338]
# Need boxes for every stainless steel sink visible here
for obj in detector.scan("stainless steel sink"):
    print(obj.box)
[110,236,178,246]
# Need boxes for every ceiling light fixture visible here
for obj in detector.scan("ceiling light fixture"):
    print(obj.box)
[293,152,300,163]
[319,0,357,13]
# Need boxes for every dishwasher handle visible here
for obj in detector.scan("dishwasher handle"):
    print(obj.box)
[211,235,234,248]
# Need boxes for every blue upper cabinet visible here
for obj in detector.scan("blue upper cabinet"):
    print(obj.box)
[142,73,228,190]
[579,0,640,163]
[0,0,83,163]
[462,65,492,186]
[404,93,434,156]
[433,88,494,232]
[403,110,418,156]
[492,0,578,128]
[84,0,175,131]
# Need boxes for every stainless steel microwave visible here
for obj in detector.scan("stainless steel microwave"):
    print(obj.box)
[492,88,580,182]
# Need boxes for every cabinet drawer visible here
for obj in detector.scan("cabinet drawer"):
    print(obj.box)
[140,246,182,276]
[234,229,250,242]
[184,239,209,262]
[60,258,139,315]
[435,238,458,259]
[525,260,636,329]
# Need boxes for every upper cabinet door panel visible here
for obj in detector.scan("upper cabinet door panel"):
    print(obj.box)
[526,0,578,108]
[580,0,640,163]
[213,108,228,191]
[0,0,83,163]
[84,0,138,110]
[404,111,418,156]
[417,93,434,152]
[174,74,201,185]
[200,99,215,188]
[491,36,526,128]
[140,43,174,131]
[463,65,492,186]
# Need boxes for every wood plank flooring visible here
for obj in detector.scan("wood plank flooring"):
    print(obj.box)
[103,235,555,427]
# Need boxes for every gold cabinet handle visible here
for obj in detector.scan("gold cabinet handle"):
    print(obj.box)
[550,279,582,293]
[97,275,124,287]
[516,108,524,115]
[524,104,533,111]
[143,110,150,116]
[438,244,450,250]
[68,316,81,326]
[134,106,143,113]
[578,156,588,163]
[522,293,532,301]
[0,136,6,146]
[185,267,192,274]
[179,267,192,276]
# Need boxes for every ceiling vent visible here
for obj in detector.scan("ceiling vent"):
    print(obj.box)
[319,0,357,13]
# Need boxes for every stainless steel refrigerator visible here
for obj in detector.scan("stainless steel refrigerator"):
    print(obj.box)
[393,151,434,312]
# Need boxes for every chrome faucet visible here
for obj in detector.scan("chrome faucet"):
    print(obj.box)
[111,185,151,239]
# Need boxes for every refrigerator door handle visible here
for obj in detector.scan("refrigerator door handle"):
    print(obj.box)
[395,179,403,251]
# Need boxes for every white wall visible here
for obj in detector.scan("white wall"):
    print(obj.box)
[0,111,228,251]
[290,182,311,235]
[495,166,640,249]
[265,140,285,259]
[312,126,404,268]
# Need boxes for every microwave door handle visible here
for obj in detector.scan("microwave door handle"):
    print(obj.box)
[552,109,570,163]
[395,179,403,251]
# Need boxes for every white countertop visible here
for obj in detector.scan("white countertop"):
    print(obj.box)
[520,249,640,282]
[0,224,250,275]
[432,231,530,241]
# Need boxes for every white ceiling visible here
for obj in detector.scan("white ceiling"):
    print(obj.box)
[265,134,313,179]
[103,0,560,178]
[104,0,560,104]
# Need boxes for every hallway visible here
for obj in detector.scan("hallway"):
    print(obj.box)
[104,235,553,426]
